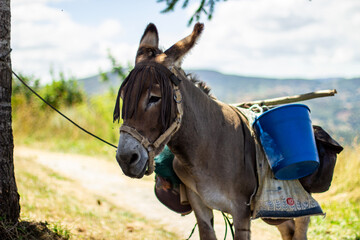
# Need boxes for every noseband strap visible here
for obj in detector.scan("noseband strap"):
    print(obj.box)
[120,63,183,175]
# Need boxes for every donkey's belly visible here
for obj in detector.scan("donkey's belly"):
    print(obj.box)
[196,183,235,212]
[173,157,246,214]
[172,157,196,190]
[173,160,233,211]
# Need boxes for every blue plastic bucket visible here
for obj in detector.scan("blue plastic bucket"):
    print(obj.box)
[253,104,319,180]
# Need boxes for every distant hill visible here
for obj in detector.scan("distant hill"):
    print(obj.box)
[78,72,122,96]
[78,70,360,144]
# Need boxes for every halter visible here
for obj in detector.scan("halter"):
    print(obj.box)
[119,62,184,175]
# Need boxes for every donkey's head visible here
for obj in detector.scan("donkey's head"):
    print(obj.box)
[114,23,204,178]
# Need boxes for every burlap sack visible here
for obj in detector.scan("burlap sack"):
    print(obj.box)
[236,107,324,219]
[251,139,324,219]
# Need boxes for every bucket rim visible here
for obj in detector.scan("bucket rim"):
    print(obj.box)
[252,104,310,127]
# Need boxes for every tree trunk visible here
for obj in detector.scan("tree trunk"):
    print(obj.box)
[0,0,20,223]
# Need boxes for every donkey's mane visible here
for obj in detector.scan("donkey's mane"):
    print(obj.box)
[188,73,215,99]
[114,64,173,132]
[113,64,215,130]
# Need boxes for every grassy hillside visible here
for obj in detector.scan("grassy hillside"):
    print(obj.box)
[12,81,121,158]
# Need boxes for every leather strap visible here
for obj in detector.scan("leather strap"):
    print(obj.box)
[120,68,183,175]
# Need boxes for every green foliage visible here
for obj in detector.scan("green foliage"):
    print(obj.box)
[309,201,360,240]
[12,72,91,155]
[12,72,85,109]
[40,72,84,109]
[50,223,71,239]
[158,0,227,25]
[12,74,40,106]
[12,72,120,157]
[99,50,132,82]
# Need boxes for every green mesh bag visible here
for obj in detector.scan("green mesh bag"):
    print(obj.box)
[154,145,181,187]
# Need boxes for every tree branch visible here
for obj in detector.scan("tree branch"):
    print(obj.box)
[234,89,338,108]
[157,0,227,25]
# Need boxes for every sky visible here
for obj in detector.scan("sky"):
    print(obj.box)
[11,0,360,83]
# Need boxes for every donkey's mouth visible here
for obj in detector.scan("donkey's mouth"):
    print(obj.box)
[138,160,149,178]
[116,132,150,178]
[128,159,148,179]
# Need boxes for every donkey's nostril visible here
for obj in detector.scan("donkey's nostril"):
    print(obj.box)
[130,153,140,165]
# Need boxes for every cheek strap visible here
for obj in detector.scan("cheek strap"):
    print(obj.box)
[119,85,183,175]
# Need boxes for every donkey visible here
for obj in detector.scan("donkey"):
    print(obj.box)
[114,23,312,240]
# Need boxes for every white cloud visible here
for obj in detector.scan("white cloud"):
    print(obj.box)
[10,0,360,81]
[183,0,360,78]
[11,1,136,82]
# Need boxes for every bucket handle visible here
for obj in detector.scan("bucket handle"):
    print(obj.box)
[249,104,264,115]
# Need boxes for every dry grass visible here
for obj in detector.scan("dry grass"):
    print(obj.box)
[309,143,360,240]
[13,155,178,240]
[12,92,121,158]
[326,142,360,201]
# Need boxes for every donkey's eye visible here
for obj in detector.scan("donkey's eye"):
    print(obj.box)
[148,96,161,105]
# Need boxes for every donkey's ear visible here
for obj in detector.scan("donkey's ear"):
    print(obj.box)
[139,23,159,48]
[156,23,204,67]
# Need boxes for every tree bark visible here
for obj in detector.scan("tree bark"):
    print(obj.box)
[0,0,20,223]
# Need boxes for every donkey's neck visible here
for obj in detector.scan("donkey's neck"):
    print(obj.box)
[168,77,211,158]
[168,76,255,167]
[167,75,258,205]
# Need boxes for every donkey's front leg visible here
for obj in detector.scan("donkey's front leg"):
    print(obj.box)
[187,189,217,240]
[233,203,252,240]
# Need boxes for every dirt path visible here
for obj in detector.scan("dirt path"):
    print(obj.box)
[14,146,280,240]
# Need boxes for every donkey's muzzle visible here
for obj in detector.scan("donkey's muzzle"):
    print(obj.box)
[116,132,149,178]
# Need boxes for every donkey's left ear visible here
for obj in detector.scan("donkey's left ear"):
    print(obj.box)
[139,23,159,48]
[156,23,204,67]
[136,23,160,64]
